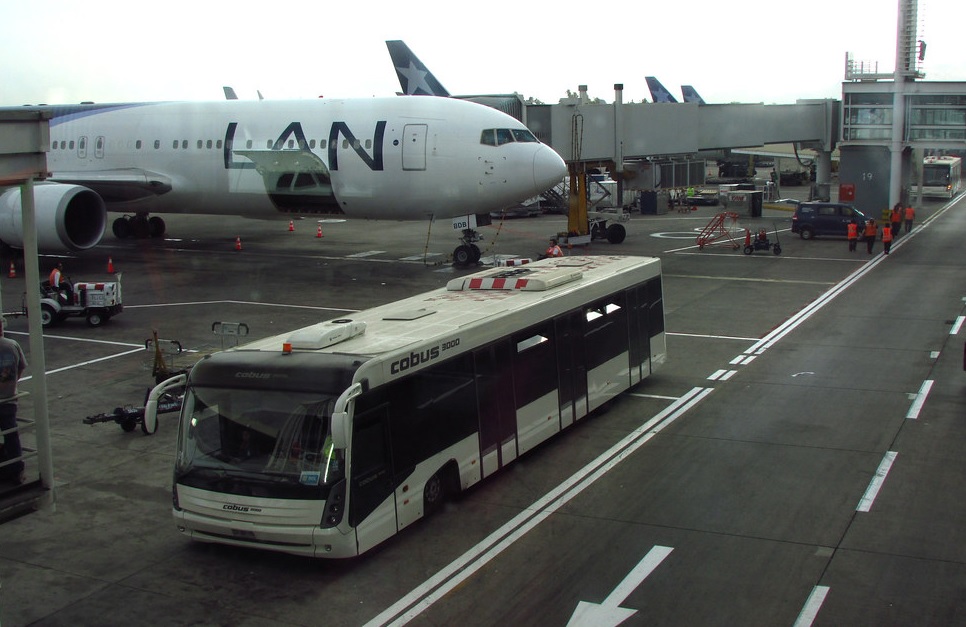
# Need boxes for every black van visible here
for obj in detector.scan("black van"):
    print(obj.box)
[790,202,869,239]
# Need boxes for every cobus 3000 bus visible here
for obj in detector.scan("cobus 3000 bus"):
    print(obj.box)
[147,255,666,558]
[922,155,962,198]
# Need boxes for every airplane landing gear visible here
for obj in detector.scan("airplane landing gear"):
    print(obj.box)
[453,228,482,267]
[113,214,166,240]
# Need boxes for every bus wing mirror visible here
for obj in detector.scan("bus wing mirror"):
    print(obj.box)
[330,383,362,450]
[143,374,187,435]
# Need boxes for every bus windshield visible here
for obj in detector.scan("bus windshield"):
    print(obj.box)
[923,165,950,186]
[175,386,344,499]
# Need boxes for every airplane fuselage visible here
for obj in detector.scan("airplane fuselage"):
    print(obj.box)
[43,97,563,220]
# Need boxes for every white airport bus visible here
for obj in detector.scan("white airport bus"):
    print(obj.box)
[922,155,962,198]
[147,255,666,558]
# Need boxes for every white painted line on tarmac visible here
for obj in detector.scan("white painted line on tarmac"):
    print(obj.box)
[5,331,142,349]
[707,369,728,381]
[668,332,759,342]
[346,250,387,258]
[629,392,681,401]
[365,387,714,627]
[856,451,898,512]
[399,253,443,261]
[20,347,146,382]
[793,585,830,627]
[123,300,357,313]
[906,380,934,420]
[951,316,965,335]
[718,370,737,381]
[664,273,835,285]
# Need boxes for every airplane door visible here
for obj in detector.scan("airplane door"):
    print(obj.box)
[402,124,427,171]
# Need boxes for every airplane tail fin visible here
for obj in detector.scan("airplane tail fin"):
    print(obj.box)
[645,77,677,103]
[386,40,450,97]
[223,86,238,100]
[681,85,706,104]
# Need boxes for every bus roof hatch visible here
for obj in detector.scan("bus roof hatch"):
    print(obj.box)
[446,266,583,292]
[286,319,366,350]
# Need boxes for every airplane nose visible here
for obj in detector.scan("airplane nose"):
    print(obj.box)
[532,146,567,192]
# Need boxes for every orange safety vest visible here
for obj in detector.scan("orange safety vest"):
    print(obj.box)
[49,268,61,286]
[882,226,893,242]
[891,208,901,223]
[847,223,858,239]
[863,222,877,237]
[904,206,915,220]
[546,245,563,257]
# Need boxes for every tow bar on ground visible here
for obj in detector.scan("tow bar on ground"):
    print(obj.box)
[82,331,188,434]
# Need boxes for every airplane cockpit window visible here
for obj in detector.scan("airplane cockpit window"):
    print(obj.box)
[482,128,540,146]
[496,128,514,145]
[511,129,538,143]
[480,129,497,146]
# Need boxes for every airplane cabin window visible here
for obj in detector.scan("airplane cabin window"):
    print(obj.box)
[246,140,253,149]
[154,140,160,149]
[511,129,538,143]
[365,139,372,149]
[217,140,223,149]
[319,139,327,149]
[266,140,272,149]
[480,129,496,146]
[136,140,142,149]
[181,140,188,149]
[288,139,295,149]
[309,139,316,149]
[69,141,75,150]
[173,140,179,149]
[496,128,514,145]
[197,140,203,149]
[60,141,67,150]
[206,140,213,149]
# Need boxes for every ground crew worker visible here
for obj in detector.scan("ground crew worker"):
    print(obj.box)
[545,238,564,258]
[882,223,893,254]
[904,205,916,233]
[0,317,27,484]
[890,203,902,237]
[847,219,858,252]
[864,219,877,254]
[48,261,72,304]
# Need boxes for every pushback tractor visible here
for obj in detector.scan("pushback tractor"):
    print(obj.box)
[146,255,666,558]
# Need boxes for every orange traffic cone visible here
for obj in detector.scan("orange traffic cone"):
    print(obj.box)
[316,225,324,238]
[235,237,242,251]
[107,257,115,274]
[7,262,14,278]
[288,220,295,232]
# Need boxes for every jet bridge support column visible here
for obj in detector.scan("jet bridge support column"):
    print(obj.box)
[614,84,624,208]
[814,150,832,201]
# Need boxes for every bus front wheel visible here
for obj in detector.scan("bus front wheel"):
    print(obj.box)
[424,465,459,515]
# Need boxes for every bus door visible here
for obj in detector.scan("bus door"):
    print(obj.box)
[627,285,651,385]
[555,311,588,425]
[348,403,397,555]
[475,341,517,477]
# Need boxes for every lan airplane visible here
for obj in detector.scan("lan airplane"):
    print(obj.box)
[0,96,566,255]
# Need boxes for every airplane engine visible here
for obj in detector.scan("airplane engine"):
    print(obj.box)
[0,183,107,252]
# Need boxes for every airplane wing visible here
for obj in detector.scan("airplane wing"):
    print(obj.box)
[645,77,678,103]
[233,149,331,177]
[50,169,173,202]
[386,40,450,97]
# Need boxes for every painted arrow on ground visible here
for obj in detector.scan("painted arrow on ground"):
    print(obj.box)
[567,545,674,627]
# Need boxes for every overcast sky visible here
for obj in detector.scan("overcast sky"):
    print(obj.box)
[1,0,961,106]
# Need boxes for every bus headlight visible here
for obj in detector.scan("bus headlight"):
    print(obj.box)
[320,478,346,528]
